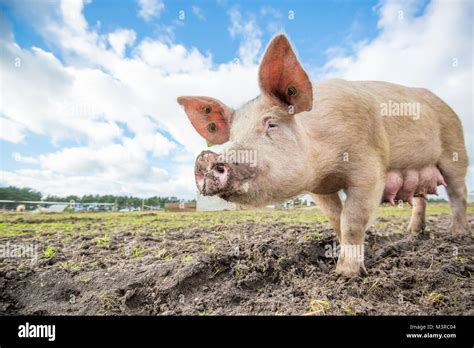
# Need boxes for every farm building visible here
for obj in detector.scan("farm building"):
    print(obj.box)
[196,193,239,211]
[164,202,196,212]
[195,193,316,211]
[45,204,68,213]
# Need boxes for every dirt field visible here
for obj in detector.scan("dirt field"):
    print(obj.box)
[0,202,472,315]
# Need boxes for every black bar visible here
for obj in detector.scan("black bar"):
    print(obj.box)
[0,315,471,346]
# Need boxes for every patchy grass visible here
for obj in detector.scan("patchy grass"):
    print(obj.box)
[453,255,469,265]
[181,254,194,263]
[58,260,82,272]
[304,299,330,315]
[101,293,120,312]
[204,244,215,253]
[343,306,358,316]
[93,236,111,248]
[42,246,56,259]
[366,279,382,294]
[130,246,146,259]
[423,292,449,309]
[156,248,173,261]
[78,276,91,284]
[0,202,471,238]
[302,231,323,242]
[17,261,26,273]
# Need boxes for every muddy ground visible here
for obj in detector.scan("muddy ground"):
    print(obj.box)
[0,208,472,315]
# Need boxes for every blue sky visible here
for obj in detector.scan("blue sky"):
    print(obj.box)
[0,0,472,198]
[3,0,383,62]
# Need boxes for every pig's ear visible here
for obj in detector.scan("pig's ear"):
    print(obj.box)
[177,96,232,144]
[258,34,313,114]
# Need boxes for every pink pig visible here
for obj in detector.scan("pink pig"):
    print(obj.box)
[178,35,469,277]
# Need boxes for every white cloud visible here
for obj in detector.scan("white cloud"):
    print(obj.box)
[151,132,176,156]
[137,0,165,22]
[22,132,176,180]
[260,6,282,19]
[192,6,206,21]
[318,0,473,193]
[0,133,184,198]
[60,0,89,33]
[0,168,193,198]
[259,5,284,34]
[107,29,137,57]
[0,117,26,143]
[228,7,263,65]
[136,39,212,73]
[12,153,39,164]
[0,0,260,198]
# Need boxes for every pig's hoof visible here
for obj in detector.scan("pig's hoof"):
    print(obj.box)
[335,259,367,278]
[407,222,425,234]
[449,221,469,235]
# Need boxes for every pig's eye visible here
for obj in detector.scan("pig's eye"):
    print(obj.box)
[264,118,278,132]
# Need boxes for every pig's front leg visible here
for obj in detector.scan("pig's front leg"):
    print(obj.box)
[311,193,342,241]
[407,197,427,233]
[336,177,385,277]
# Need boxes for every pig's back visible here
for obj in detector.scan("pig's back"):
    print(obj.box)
[312,79,457,169]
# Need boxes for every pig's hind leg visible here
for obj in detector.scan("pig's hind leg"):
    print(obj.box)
[311,193,342,241]
[438,158,469,235]
[435,109,469,234]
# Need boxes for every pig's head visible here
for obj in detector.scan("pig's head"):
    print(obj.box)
[178,35,314,206]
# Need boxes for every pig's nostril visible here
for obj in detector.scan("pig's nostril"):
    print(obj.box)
[214,164,226,174]
[212,164,229,189]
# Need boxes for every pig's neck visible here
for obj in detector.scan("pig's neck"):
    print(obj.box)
[293,108,348,195]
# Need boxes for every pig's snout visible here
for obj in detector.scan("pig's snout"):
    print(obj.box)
[195,150,257,198]
[195,151,231,195]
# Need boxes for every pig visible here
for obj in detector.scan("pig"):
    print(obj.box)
[177,34,469,277]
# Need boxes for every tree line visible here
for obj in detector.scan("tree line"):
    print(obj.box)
[0,186,194,209]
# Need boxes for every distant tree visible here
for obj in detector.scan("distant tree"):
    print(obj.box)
[44,195,77,202]
[65,195,80,202]
[0,186,42,201]
[0,186,188,208]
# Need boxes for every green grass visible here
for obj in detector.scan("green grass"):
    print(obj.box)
[130,246,146,259]
[302,231,323,242]
[42,246,56,259]
[0,202,472,237]
[377,201,465,217]
[58,260,82,271]
[181,254,194,263]
[156,248,174,260]
[304,299,330,315]
[93,236,111,248]
[453,255,470,264]
[424,292,448,308]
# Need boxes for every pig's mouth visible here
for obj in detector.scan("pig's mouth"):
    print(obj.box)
[194,150,256,202]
